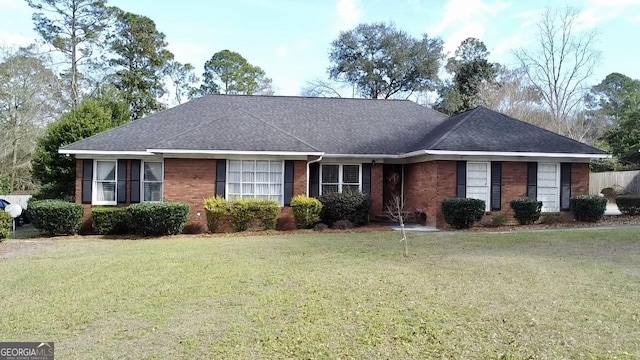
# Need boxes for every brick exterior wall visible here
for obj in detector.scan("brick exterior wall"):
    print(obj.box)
[499,162,528,215]
[164,158,216,232]
[293,160,307,197]
[571,163,590,196]
[370,163,384,218]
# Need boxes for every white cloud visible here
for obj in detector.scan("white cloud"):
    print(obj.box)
[428,0,510,54]
[0,30,36,47]
[0,0,28,10]
[577,0,640,29]
[166,41,211,65]
[335,0,361,31]
[275,45,289,58]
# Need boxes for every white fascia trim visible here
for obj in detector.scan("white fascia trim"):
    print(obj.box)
[404,150,610,159]
[59,149,153,156]
[147,149,325,156]
[322,153,399,159]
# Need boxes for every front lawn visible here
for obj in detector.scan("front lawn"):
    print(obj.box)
[1,228,639,358]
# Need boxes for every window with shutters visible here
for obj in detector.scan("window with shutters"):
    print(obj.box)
[142,161,163,202]
[320,164,361,194]
[94,160,117,205]
[466,162,490,211]
[227,160,284,205]
[537,163,560,212]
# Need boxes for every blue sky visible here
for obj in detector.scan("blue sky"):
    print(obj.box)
[1,0,639,97]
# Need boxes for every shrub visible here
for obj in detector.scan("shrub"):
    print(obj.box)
[333,219,355,230]
[29,200,84,235]
[227,199,280,232]
[510,198,542,225]
[571,195,607,222]
[318,190,371,226]
[276,216,297,231]
[441,198,485,229]
[616,195,640,216]
[92,207,128,235]
[540,212,564,225]
[203,196,228,233]
[313,223,328,231]
[0,210,12,240]
[126,203,190,236]
[490,212,508,227]
[291,195,323,229]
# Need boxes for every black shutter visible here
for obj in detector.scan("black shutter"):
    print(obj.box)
[527,162,537,200]
[309,163,320,198]
[361,163,372,196]
[117,160,127,204]
[456,161,466,198]
[560,163,572,211]
[284,160,294,206]
[81,159,93,204]
[130,160,141,203]
[216,159,226,197]
[490,162,502,210]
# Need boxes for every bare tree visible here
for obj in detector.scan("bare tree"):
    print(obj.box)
[514,7,600,134]
[300,78,347,98]
[385,195,409,257]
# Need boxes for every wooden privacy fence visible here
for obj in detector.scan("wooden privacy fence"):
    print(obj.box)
[589,170,640,195]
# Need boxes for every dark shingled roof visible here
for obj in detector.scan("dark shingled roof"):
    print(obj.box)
[62,96,606,156]
[411,106,607,154]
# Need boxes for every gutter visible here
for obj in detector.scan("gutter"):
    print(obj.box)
[306,155,323,196]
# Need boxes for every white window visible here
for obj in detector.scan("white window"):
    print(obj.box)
[537,163,560,212]
[143,161,163,202]
[94,160,116,205]
[227,160,284,205]
[320,164,361,194]
[466,162,490,211]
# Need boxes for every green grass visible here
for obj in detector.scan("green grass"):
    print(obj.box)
[1,228,639,359]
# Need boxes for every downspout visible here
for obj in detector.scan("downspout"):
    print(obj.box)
[306,155,323,196]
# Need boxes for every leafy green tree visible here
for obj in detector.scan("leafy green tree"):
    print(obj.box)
[108,9,174,119]
[328,22,444,99]
[195,50,272,96]
[26,0,109,105]
[436,38,497,115]
[586,73,640,124]
[602,110,640,168]
[32,97,129,200]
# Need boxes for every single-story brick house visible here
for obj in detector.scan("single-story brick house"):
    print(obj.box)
[59,95,608,230]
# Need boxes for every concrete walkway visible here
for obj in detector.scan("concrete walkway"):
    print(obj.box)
[605,203,621,216]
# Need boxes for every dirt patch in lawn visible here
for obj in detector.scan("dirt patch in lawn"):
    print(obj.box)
[0,239,58,259]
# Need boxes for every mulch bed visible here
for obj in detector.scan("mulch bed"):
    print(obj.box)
[467,215,640,232]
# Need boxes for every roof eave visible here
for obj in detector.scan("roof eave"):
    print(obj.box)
[58,149,154,156]
[417,150,610,159]
[146,149,325,156]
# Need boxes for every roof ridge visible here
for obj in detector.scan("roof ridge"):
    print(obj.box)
[206,93,414,102]
[235,107,321,151]
[426,108,479,149]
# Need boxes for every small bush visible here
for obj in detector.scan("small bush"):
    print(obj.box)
[0,211,12,240]
[319,190,371,226]
[571,194,606,222]
[490,212,508,227]
[313,223,328,231]
[540,212,564,225]
[92,207,128,235]
[203,196,228,233]
[29,200,83,235]
[291,195,323,229]
[126,202,190,236]
[616,195,640,216]
[333,219,355,230]
[227,199,280,232]
[510,198,542,225]
[441,198,485,229]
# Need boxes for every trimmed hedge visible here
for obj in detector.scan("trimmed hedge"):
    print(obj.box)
[92,207,128,235]
[510,198,542,225]
[0,210,12,240]
[227,199,280,232]
[318,190,371,226]
[616,195,640,216]
[203,196,228,233]
[570,194,606,222]
[291,195,322,229]
[29,200,84,235]
[441,198,485,229]
[126,203,190,236]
